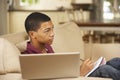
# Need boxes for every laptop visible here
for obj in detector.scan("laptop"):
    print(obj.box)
[19,52,80,79]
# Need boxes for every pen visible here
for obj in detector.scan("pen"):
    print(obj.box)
[80,58,85,61]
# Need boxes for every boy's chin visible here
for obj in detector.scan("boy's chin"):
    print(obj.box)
[47,41,53,45]
[48,42,53,45]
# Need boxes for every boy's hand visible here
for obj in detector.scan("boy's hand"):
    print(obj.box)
[80,58,94,76]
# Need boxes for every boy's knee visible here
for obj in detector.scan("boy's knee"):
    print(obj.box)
[99,65,111,71]
[106,57,120,70]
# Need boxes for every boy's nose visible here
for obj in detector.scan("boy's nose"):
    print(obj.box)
[50,31,55,37]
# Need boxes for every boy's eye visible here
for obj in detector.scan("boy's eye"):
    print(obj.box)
[44,28,50,32]
[43,27,54,33]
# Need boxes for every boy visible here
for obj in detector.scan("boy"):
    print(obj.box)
[23,12,120,80]
[24,12,54,54]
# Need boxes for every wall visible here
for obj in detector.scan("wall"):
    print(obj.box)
[9,11,68,33]
[84,43,120,61]
[0,0,8,35]
[13,0,72,10]
[8,0,92,33]
[73,0,93,4]
[9,11,90,33]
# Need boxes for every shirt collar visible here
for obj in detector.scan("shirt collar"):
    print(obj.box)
[27,42,50,53]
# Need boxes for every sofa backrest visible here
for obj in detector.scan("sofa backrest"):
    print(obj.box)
[0,31,28,45]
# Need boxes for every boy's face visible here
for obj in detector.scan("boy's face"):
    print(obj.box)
[30,21,54,45]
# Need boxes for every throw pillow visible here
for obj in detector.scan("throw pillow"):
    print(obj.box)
[16,40,28,52]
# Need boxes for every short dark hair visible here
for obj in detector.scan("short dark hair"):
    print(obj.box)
[25,12,51,33]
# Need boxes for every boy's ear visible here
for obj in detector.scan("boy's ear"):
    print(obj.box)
[28,31,36,39]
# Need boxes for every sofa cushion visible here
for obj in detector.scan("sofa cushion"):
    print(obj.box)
[0,73,22,80]
[0,38,6,74]
[52,22,84,59]
[0,74,112,80]
[1,38,21,73]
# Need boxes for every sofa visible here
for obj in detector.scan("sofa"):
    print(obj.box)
[0,22,112,80]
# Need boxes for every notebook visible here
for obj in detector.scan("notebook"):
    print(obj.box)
[19,52,80,79]
[85,57,106,77]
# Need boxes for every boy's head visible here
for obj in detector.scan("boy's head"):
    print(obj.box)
[25,12,51,33]
[25,12,54,45]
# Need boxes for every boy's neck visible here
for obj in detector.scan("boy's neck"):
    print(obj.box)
[30,41,46,52]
